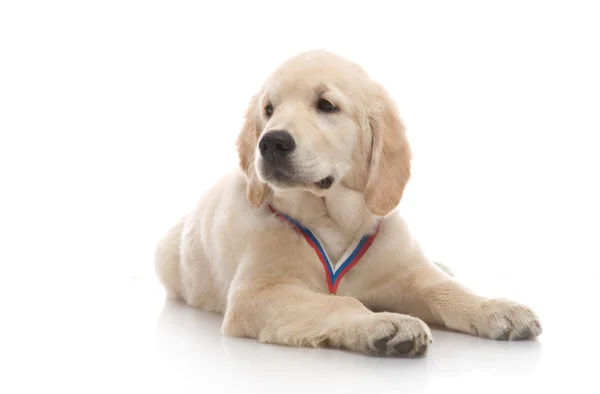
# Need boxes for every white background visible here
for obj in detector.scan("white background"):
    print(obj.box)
[1,1,599,393]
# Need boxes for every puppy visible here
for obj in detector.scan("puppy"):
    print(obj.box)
[154,50,541,357]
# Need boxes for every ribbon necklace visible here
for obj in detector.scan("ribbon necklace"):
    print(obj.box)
[268,204,381,294]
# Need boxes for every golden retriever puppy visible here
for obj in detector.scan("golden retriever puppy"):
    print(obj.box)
[154,50,541,357]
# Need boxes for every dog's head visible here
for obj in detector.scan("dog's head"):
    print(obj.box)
[236,50,411,217]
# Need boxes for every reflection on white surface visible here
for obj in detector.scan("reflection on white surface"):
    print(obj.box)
[149,275,593,393]
[1,270,597,393]
[155,296,543,394]
[13,277,578,394]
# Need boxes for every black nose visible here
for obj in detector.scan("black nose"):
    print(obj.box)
[259,130,296,159]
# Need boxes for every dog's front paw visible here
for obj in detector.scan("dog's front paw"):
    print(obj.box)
[357,312,432,357]
[472,299,542,340]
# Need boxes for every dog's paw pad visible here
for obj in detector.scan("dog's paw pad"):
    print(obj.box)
[415,343,428,356]
[394,339,414,354]
[373,332,397,352]
[495,330,511,340]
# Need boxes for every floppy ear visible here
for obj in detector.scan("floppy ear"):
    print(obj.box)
[364,83,412,217]
[236,93,270,207]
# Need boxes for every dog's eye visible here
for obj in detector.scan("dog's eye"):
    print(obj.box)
[265,104,274,117]
[317,99,338,113]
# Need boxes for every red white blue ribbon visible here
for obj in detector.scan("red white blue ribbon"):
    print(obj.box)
[269,204,381,294]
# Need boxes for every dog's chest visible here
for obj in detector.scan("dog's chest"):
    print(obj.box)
[311,227,354,267]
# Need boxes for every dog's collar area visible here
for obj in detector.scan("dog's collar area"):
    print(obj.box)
[268,204,381,294]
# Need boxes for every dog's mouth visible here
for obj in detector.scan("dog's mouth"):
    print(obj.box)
[315,176,334,189]
[259,160,335,190]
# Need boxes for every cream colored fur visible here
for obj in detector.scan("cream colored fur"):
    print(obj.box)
[154,50,541,357]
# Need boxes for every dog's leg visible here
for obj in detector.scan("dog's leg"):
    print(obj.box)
[223,282,432,357]
[403,265,542,340]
